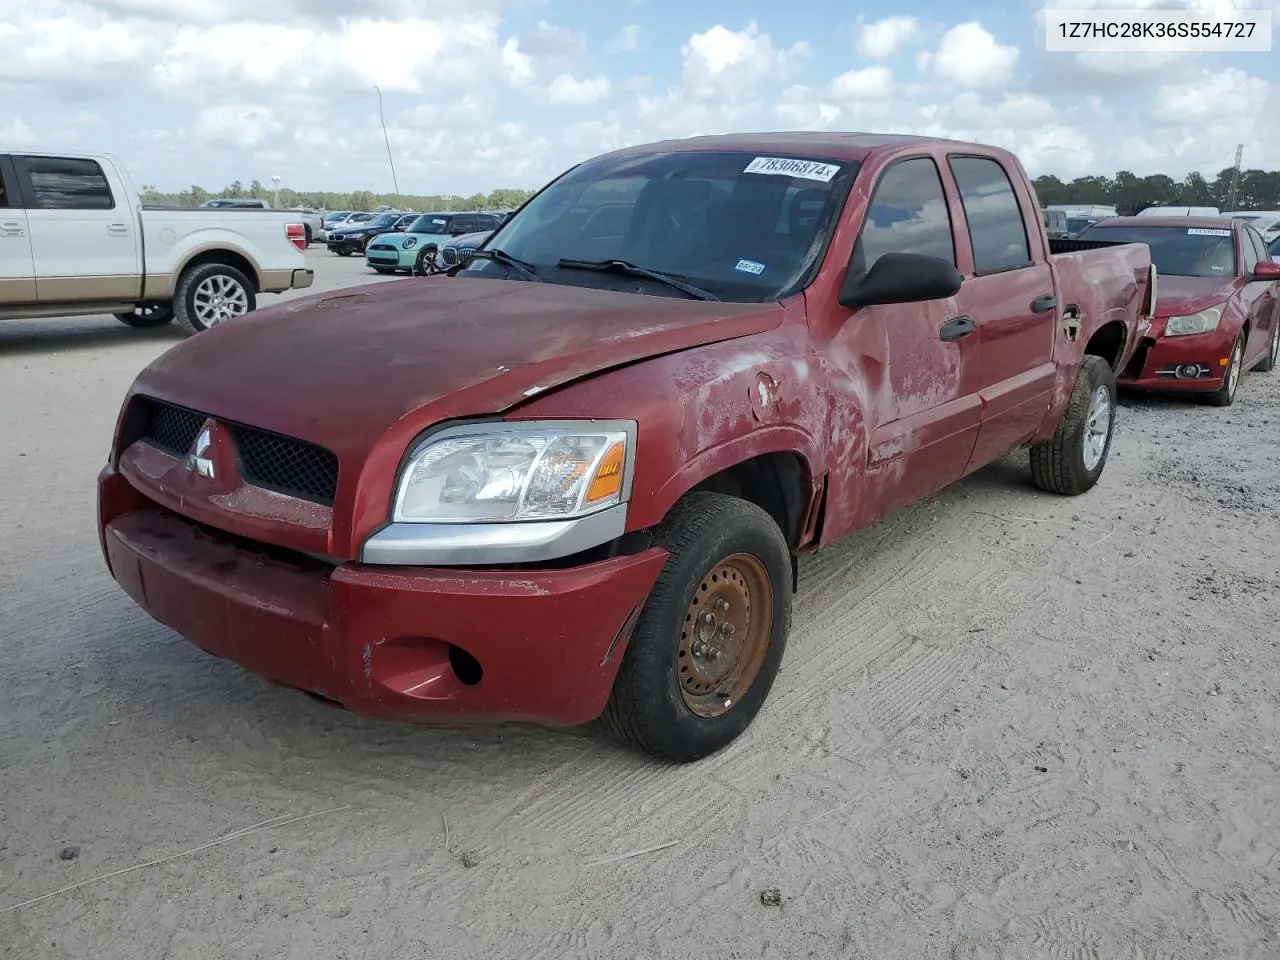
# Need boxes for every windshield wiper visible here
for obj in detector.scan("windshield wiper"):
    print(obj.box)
[555,258,720,301]
[453,247,541,282]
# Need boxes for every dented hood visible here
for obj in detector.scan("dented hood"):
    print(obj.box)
[133,276,785,460]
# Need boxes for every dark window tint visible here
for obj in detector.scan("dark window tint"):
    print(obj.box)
[24,157,115,209]
[948,156,1031,273]
[452,215,477,233]
[1246,227,1269,267]
[1242,227,1259,273]
[469,150,856,303]
[476,214,501,230]
[1077,224,1236,278]
[857,157,955,270]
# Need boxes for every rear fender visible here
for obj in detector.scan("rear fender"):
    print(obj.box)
[1036,249,1153,440]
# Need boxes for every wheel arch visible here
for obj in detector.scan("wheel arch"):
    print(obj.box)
[174,246,262,293]
[1083,318,1129,371]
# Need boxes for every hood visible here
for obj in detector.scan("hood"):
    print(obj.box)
[1154,274,1237,318]
[447,230,493,249]
[133,276,785,463]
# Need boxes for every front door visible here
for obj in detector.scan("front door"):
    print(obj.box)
[823,155,982,540]
[0,156,36,305]
[947,154,1058,471]
[13,154,141,302]
[1242,226,1278,367]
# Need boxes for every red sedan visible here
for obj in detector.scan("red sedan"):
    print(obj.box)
[1078,216,1280,406]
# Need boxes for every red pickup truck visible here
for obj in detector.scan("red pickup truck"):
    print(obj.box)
[98,133,1154,762]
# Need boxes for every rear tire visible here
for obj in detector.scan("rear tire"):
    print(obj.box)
[304,225,313,246]
[600,492,793,763]
[173,262,256,335]
[1204,334,1244,406]
[114,303,173,328]
[1029,355,1117,495]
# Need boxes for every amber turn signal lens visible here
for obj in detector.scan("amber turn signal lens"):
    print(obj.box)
[585,442,625,503]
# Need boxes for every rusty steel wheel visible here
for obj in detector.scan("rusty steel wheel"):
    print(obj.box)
[601,492,794,763]
[678,554,774,718]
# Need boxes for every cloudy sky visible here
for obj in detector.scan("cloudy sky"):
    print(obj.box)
[0,0,1276,196]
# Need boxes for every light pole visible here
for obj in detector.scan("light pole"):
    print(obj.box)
[270,175,281,208]
[374,85,401,199]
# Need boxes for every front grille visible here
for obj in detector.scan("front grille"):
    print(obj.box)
[230,426,340,505]
[370,243,397,252]
[136,398,204,456]
[440,247,459,267]
[126,397,340,506]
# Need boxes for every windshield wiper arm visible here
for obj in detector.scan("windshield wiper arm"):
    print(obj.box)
[452,247,541,281]
[555,258,720,301]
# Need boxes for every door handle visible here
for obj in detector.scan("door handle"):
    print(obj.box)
[939,315,975,342]
[1031,293,1058,313]
[1,221,24,237]
[107,223,130,235]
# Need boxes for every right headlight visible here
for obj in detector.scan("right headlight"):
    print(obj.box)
[403,236,417,249]
[392,421,635,523]
[1164,303,1225,336]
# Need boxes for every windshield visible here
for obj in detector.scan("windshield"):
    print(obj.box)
[1079,224,1238,278]
[367,214,400,229]
[407,215,453,234]
[459,149,858,302]
[1269,234,1280,256]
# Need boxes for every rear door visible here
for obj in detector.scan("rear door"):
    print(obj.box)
[947,154,1058,471]
[0,155,37,305]
[1242,225,1277,364]
[825,154,982,533]
[12,154,142,302]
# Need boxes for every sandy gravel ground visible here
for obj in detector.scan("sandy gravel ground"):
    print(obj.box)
[2,252,1278,959]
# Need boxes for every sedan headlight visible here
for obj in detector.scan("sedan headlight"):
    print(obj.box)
[403,237,417,249]
[1165,303,1225,336]
[393,422,635,523]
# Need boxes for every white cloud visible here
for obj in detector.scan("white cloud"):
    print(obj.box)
[1153,68,1272,123]
[607,24,642,53]
[857,16,922,59]
[547,74,611,106]
[827,66,895,100]
[681,20,811,97]
[930,22,1019,88]
[192,104,281,149]
[0,118,37,145]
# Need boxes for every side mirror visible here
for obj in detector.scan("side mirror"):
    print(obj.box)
[837,252,963,310]
[1250,260,1280,280]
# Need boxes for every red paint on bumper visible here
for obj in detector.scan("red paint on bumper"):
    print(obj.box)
[99,466,668,726]
[1118,329,1234,391]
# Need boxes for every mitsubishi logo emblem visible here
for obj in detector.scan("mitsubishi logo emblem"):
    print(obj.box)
[186,425,215,479]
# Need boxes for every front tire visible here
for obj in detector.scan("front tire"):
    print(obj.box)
[1204,334,1244,406]
[173,262,256,335]
[114,303,173,328]
[336,249,352,257]
[601,492,793,763]
[413,245,439,276]
[1029,354,1117,495]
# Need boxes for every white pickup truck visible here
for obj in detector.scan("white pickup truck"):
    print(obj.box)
[0,150,314,334]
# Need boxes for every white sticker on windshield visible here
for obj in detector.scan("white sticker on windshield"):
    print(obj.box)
[1187,228,1232,236]
[734,258,766,275]
[743,156,840,182]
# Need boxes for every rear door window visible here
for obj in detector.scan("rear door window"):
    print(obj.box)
[20,156,115,210]
[948,156,1032,274]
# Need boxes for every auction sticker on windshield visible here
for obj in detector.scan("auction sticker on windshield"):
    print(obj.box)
[734,258,766,275]
[743,157,840,182]
[1188,228,1232,236]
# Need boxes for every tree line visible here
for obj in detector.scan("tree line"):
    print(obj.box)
[1032,166,1280,212]
[138,179,536,212]
[139,165,1280,214]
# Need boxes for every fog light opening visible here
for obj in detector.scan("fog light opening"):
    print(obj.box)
[448,644,483,686]
[1175,364,1200,379]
